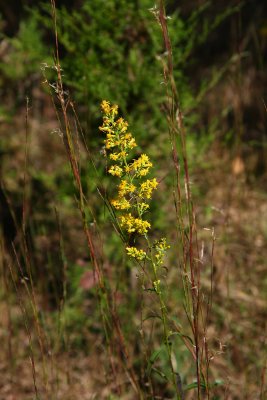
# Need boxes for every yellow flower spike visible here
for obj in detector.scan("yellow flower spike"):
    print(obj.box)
[100,101,158,237]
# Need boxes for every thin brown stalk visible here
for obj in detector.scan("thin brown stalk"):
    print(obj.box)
[7,258,39,399]
[157,1,213,397]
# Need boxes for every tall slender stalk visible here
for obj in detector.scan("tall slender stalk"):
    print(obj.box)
[157,1,213,397]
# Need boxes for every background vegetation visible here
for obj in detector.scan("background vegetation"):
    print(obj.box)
[0,0,266,398]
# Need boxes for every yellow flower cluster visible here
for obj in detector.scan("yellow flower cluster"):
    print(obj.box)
[101,100,118,116]
[126,246,146,261]
[111,198,131,210]
[140,178,158,199]
[100,100,158,214]
[120,214,151,234]
[129,154,153,177]
[154,238,170,265]
[99,103,137,155]
[108,165,123,177]
[118,180,136,198]
[99,100,160,261]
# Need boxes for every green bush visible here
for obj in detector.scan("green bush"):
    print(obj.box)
[23,1,203,140]
[1,1,241,150]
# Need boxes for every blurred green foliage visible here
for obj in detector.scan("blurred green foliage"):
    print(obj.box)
[31,0,198,139]
[0,1,241,160]
[0,17,49,80]
[1,1,226,137]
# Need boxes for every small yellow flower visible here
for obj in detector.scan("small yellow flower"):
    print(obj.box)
[111,197,131,210]
[120,213,151,234]
[130,154,153,177]
[101,100,118,117]
[108,165,123,177]
[154,238,170,265]
[104,134,120,149]
[126,246,146,261]
[115,117,128,133]
[119,133,137,150]
[109,151,127,161]
[118,180,136,198]
[99,125,113,134]
[139,178,158,199]
[134,218,151,234]
[139,202,149,213]
[156,238,170,251]
[109,153,120,161]
[101,100,111,114]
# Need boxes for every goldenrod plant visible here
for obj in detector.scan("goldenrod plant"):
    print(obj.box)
[100,100,168,266]
[100,100,183,399]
